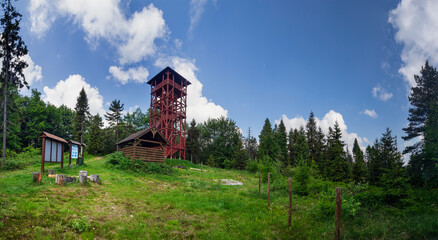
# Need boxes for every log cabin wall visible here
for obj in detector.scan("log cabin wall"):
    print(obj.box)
[120,145,165,163]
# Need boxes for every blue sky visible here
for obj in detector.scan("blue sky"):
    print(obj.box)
[15,0,438,156]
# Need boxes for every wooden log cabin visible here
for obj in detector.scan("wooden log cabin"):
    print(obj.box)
[116,127,170,163]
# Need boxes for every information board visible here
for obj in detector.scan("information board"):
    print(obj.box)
[71,144,79,159]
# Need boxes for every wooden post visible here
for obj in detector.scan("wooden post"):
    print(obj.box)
[41,137,46,173]
[259,171,261,197]
[201,162,203,173]
[60,143,64,168]
[268,172,271,208]
[335,187,342,240]
[68,143,72,167]
[288,177,292,227]
[33,172,42,183]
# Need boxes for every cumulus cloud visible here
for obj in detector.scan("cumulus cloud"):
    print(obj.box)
[189,0,208,35]
[109,66,149,84]
[362,109,378,118]
[28,0,56,38]
[29,0,167,64]
[43,74,105,116]
[389,0,438,87]
[155,56,228,123]
[22,55,43,86]
[372,85,393,101]
[275,110,367,152]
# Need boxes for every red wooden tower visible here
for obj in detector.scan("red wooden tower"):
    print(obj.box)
[147,67,191,159]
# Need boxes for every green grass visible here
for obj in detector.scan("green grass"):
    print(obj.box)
[0,155,437,239]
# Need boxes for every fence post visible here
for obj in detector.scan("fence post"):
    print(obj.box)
[259,171,261,197]
[288,177,292,227]
[201,162,203,173]
[335,187,342,240]
[268,172,271,208]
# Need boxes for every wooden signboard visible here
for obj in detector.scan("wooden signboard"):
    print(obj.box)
[40,132,68,173]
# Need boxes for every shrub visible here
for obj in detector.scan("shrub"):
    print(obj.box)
[246,159,259,173]
[258,155,283,183]
[106,152,175,175]
[293,163,311,196]
[311,189,362,219]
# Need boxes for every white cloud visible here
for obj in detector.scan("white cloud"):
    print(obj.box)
[22,55,43,86]
[275,110,367,152]
[42,74,105,116]
[109,66,149,85]
[29,0,167,64]
[28,0,56,38]
[362,109,378,118]
[372,85,393,101]
[389,0,438,87]
[189,0,208,35]
[155,56,228,123]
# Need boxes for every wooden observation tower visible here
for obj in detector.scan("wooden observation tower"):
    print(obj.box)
[147,67,191,159]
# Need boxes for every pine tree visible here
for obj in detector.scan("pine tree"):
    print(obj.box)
[403,61,438,186]
[422,100,438,186]
[275,119,288,165]
[105,99,124,151]
[186,119,201,163]
[326,122,350,182]
[87,114,104,155]
[352,138,366,183]
[73,88,89,144]
[0,0,28,162]
[258,118,279,160]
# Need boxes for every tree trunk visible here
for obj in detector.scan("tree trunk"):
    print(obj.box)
[2,74,7,163]
[80,120,84,145]
[116,119,119,151]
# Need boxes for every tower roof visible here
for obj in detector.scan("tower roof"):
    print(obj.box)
[147,66,191,86]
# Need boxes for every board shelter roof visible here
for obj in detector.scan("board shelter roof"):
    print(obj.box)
[39,131,68,144]
[69,140,86,146]
[147,66,191,86]
[116,126,169,146]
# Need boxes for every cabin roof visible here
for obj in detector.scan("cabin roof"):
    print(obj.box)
[116,126,169,146]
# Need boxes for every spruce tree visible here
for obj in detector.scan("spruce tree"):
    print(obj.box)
[244,127,258,160]
[352,138,366,183]
[306,111,318,164]
[275,119,288,165]
[294,127,310,166]
[258,118,278,160]
[74,88,89,144]
[87,114,104,155]
[288,128,299,166]
[0,0,28,162]
[315,127,326,173]
[326,122,350,182]
[105,99,124,150]
[186,119,201,163]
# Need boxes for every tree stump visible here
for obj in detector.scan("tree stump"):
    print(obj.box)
[55,174,66,185]
[90,175,100,183]
[32,172,41,183]
[79,171,88,184]
[48,169,55,175]
[65,176,76,183]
